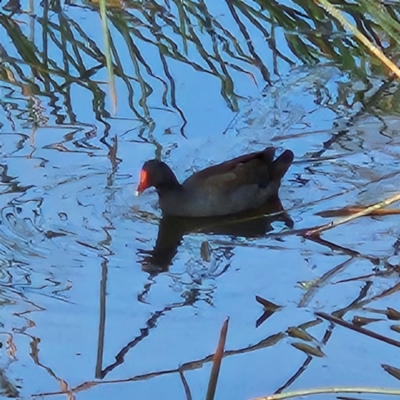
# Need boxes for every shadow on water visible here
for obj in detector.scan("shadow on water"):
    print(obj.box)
[139,199,293,273]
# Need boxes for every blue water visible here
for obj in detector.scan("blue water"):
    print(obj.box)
[0,0,400,399]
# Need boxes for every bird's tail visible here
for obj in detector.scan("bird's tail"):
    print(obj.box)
[271,149,294,182]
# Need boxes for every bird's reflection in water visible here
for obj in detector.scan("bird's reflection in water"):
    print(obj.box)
[138,199,293,274]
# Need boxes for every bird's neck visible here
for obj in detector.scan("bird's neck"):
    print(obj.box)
[156,168,181,196]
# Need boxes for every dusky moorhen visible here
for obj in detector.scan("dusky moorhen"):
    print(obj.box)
[137,147,294,217]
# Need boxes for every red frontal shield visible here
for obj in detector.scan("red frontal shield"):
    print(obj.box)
[136,169,148,194]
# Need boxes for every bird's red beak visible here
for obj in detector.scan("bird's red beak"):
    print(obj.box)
[136,169,148,196]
